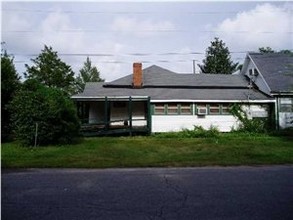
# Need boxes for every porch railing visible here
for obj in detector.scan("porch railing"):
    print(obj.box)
[80,118,149,136]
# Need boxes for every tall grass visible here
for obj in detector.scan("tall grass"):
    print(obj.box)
[2,133,293,168]
[154,126,220,138]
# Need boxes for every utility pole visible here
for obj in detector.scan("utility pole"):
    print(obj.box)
[193,60,196,74]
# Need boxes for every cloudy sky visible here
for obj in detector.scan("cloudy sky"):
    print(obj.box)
[1,1,292,81]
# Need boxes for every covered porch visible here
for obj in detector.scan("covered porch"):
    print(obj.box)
[74,96,151,136]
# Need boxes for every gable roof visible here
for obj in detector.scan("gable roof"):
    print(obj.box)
[105,65,248,88]
[73,83,270,101]
[73,65,272,102]
[248,53,293,93]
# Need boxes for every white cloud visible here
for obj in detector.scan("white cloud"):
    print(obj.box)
[111,17,175,37]
[214,3,292,51]
[2,10,128,81]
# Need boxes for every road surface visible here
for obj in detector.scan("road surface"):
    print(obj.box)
[2,166,293,220]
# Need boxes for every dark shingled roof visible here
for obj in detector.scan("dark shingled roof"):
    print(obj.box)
[106,65,248,88]
[73,65,272,101]
[73,83,270,101]
[249,53,293,93]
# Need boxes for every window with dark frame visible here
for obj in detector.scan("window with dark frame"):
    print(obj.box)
[280,98,293,112]
[167,103,178,114]
[180,103,192,115]
[209,104,220,114]
[221,104,231,114]
[154,104,165,115]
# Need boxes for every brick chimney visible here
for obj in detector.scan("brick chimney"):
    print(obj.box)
[132,62,143,88]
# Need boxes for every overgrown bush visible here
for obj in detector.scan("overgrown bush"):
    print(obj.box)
[1,51,20,142]
[154,125,220,138]
[230,104,268,133]
[10,80,80,146]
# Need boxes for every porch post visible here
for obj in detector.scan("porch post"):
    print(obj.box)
[104,96,109,130]
[147,96,151,134]
[128,96,133,136]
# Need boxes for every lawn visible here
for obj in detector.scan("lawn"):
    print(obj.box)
[1,134,293,168]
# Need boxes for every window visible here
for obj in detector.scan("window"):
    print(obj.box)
[180,103,192,115]
[154,104,165,115]
[167,103,178,115]
[254,69,259,76]
[209,104,220,115]
[280,98,293,112]
[221,104,230,114]
[249,69,253,76]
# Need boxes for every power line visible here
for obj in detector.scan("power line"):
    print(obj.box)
[3,8,287,15]
[3,29,292,34]
[10,51,250,57]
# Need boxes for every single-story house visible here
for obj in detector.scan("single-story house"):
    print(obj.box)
[72,63,274,136]
[241,52,293,129]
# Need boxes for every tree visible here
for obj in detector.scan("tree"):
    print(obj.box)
[259,47,275,54]
[1,48,20,142]
[198,37,238,74]
[24,45,75,95]
[10,79,80,146]
[76,57,104,93]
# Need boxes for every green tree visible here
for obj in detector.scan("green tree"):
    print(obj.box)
[198,37,238,74]
[279,49,293,55]
[24,45,75,95]
[76,57,104,93]
[10,79,80,146]
[259,47,275,53]
[1,48,20,142]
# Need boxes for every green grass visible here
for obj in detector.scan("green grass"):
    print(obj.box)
[1,134,293,168]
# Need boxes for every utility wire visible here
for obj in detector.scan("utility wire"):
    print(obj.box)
[10,51,249,57]
[3,8,286,14]
[3,30,292,34]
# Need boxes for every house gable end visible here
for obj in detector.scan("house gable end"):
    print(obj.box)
[241,53,272,95]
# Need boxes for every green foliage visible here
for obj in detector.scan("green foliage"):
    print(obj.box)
[198,37,238,74]
[258,47,292,55]
[279,50,293,55]
[1,49,20,142]
[230,104,268,133]
[9,80,80,146]
[259,47,275,54]
[154,125,220,138]
[76,57,104,93]
[24,45,76,95]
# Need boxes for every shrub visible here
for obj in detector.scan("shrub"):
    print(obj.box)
[230,104,268,133]
[10,80,80,146]
[154,125,220,138]
[1,51,20,142]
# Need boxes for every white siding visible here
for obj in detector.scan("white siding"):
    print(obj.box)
[243,60,271,95]
[241,105,268,118]
[279,113,293,128]
[152,115,239,132]
[151,104,269,132]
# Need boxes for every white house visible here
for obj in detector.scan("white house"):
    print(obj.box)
[72,63,274,136]
[241,52,293,129]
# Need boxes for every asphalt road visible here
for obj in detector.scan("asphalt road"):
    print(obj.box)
[2,166,293,220]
